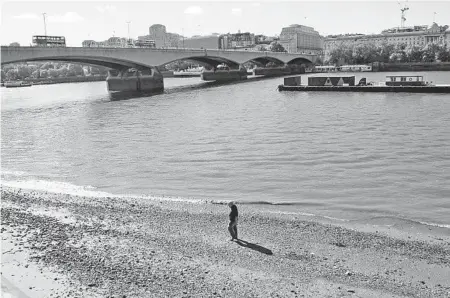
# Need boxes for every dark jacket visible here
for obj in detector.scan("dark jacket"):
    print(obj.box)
[229,205,238,222]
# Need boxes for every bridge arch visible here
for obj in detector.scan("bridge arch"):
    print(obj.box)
[0,56,155,71]
[160,56,241,69]
[244,56,285,67]
[286,57,313,65]
[1,46,318,71]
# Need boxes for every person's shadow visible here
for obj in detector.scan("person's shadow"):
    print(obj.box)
[234,239,273,255]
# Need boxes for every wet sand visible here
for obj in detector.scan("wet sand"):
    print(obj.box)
[1,187,450,297]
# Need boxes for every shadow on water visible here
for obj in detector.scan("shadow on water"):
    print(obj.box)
[108,90,165,101]
[107,75,274,101]
[235,239,273,255]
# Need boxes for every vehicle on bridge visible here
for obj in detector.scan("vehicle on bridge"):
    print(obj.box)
[134,39,156,48]
[32,35,66,47]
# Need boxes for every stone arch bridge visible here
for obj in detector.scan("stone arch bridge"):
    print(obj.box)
[1,46,317,70]
[1,46,318,92]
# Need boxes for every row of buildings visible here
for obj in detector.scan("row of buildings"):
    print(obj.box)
[324,23,450,60]
[81,22,450,61]
[82,25,280,51]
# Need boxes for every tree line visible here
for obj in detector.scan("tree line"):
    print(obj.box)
[326,42,450,65]
[1,62,109,81]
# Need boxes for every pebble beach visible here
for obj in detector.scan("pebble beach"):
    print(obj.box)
[1,187,450,297]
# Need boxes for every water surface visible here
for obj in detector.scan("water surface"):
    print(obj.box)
[2,72,449,227]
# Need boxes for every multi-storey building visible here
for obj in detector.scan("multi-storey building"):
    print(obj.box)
[138,24,181,48]
[324,23,450,61]
[182,35,219,49]
[219,32,255,49]
[254,35,278,45]
[279,24,323,55]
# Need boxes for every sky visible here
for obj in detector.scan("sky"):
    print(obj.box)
[1,0,449,46]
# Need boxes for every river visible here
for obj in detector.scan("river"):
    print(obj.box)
[2,72,450,228]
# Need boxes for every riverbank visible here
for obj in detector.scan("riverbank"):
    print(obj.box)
[1,187,449,297]
[372,62,450,72]
[1,76,108,87]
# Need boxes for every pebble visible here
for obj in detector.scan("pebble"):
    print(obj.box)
[2,189,450,298]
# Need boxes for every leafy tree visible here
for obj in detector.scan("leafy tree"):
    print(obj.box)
[40,62,54,70]
[40,70,48,78]
[266,62,278,67]
[256,45,266,51]
[352,42,378,64]
[1,69,5,80]
[48,69,59,78]
[27,64,38,74]
[98,67,108,76]
[314,57,323,65]
[90,67,101,75]
[270,42,286,52]
[2,65,15,73]
[389,52,404,63]
[6,69,19,80]
[31,70,40,79]
[405,45,424,62]
[58,66,69,77]
[377,43,396,63]
[9,42,20,47]
[422,43,441,62]
[17,65,31,79]
[67,64,77,77]
[72,64,84,76]
[437,45,450,62]
[327,43,353,65]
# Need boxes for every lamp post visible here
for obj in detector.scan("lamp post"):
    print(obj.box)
[42,13,47,36]
[182,28,185,49]
[127,21,131,47]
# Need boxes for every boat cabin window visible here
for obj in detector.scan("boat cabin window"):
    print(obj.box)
[387,76,424,82]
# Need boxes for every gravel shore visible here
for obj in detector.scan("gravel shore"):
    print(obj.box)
[1,187,450,297]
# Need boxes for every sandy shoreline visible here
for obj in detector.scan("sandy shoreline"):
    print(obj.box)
[1,187,450,297]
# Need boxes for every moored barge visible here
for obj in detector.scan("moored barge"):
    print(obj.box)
[278,75,450,93]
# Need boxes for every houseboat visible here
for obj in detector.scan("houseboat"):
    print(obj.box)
[277,75,450,93]
[338,65,372,72]
[313,65,372,73]
[4,81,32,88]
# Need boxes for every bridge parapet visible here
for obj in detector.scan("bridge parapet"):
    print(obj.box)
[1,46,317,69]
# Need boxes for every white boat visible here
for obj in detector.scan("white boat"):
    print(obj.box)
[4,81,32,88]
[314,65,372,73]
[173,66,204,77]
[338,65,372,72]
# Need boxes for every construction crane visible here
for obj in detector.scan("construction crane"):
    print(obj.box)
[398,1,409,28]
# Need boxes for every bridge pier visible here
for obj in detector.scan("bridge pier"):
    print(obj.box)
[201,65,247,82]
[106,68,164,93]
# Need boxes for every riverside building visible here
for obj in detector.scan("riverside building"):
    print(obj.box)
[182,35,220,50]
[278,24,324,55]
[219,32,255,50]
[138,24,182,48]
[324,23,450,61]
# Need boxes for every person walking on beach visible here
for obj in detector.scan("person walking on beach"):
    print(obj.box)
[228,202,238,241]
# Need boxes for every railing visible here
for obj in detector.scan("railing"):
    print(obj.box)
[1,45,316,56]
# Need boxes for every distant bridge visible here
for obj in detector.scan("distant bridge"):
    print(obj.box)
[0,46,318,70]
